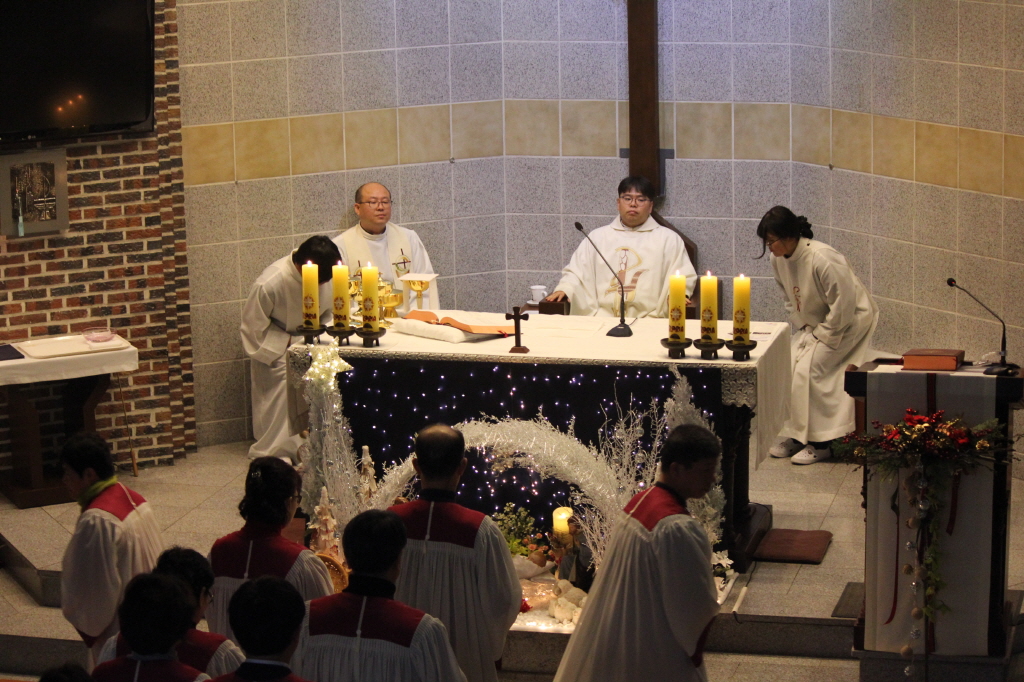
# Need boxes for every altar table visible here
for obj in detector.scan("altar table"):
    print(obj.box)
[0,340,138,508]
[324,312,791,570]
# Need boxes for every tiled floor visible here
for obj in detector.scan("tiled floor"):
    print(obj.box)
[494,654,859,682]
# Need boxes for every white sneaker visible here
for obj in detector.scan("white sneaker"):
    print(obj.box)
[792,444,832,465]
[768,438,804,458]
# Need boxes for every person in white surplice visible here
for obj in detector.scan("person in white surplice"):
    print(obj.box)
[546,176,697,317]
[759,205,879,465]
[333,182,435,314]
[207,457,333,644]
[60,433,164,670]
[294,510,467,682]
[240,236,341,461]
[389,424,521,682]
[553,425,722,682]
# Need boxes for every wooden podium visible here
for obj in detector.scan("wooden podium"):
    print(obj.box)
[846,364,1023,657]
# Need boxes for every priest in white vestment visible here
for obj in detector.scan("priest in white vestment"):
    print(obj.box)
[553,425,722,682]
[389,424,521,682]
[240,236,340,461]
[333,182,435,314]
[60,434,164,669]
[758,206,878,465]
[294,510,467,682]
[547,176,696,317]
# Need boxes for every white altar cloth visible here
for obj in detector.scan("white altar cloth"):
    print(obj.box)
[0,337,139,386]
[327,312,791,465]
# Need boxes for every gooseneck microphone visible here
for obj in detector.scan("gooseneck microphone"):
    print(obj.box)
[575,221,632,337]
[947,277,1019,376]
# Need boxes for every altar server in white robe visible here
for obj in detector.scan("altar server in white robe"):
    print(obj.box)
[241,236,341,461]
[294,510,466,682]
[333,182,435,313]
[60,433,164,669]
[547,176,696,317]
[759,206,879,465]
[553,425,722,682]
[98,548,245,677]
[389,424,521,682]
[208,458,333,644]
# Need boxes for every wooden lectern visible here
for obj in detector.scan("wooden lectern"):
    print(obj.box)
[845,363,1023,657]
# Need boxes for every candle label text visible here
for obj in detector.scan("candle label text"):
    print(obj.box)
[669,306,685,338]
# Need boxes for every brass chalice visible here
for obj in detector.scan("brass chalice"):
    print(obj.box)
[406,279,431,310]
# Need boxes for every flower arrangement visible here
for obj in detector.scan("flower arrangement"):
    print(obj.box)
[834,409,1006,665]
[492,503,553,562]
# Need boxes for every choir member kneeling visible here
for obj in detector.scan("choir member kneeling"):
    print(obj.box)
[554,425,723,682]
[92,573,210,682]
[210,577,311,682]
[97,548,245,677]
[294,510,467,682]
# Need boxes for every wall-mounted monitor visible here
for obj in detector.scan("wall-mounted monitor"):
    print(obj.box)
[0,0,155,145]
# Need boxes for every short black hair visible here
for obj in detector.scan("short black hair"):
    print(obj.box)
[39,663,92,682]
[617,176,656,201]
[342,509,406,575]
[118,573,195,655]
[61,432,115,480]
[292,235,342,283]
[229,577,306,657]
[354,182,392,203]
[659,424,722,469]
[414,424,465,479]
[239,457,302,527]
[154,547,214,604]
[755,205,814,258]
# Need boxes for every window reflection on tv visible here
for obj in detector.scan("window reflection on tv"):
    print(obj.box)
[0,0,155,143]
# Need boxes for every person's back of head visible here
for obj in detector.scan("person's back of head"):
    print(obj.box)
[617,175,656,201]
[153,547,214,621]
[239,456,302,527]
[61,432,115,480]
[342,509,406,577]
[292,235,342,283]
[413,423,465,480]
[118,573,196,656]
[229,577,305,659]
[660,424,722,469]
[39,663,92,682]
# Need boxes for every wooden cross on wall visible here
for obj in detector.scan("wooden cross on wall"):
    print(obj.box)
[625,0,662,195]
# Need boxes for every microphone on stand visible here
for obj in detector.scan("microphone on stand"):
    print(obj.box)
[575,221,632,337]
[946,277,1019,376]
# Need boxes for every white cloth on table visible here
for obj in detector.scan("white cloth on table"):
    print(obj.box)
[553,485,720,682]
[294,589,467,682]
[240,253,332,460]
[62,483,164,667]
[333,223,435,313]
[390,498,522,682]
[770,238,878,444]
[554,216,696,318]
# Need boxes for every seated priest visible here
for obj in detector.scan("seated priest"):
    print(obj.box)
[294,510,467,682]
[554,425,722,682]
[240,236,341,462]
[334,182,435,313]
[546,176,696,317]
[389,424,521,682]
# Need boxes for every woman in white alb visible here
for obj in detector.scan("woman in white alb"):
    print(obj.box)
[759,206,878,464]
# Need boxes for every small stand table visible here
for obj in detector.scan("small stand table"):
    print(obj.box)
[0,341,138,508]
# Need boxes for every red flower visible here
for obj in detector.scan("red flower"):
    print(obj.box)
[520,598,532,613]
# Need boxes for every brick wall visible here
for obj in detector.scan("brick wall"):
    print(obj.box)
[0,0,194,469]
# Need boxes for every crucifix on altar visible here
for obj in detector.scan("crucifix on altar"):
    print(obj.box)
[506,306,529,354]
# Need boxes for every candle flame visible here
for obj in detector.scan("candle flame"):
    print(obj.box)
[674,270,680,276]
[706,270,712,276]
[739,273,745,278]
[307,260,313,265]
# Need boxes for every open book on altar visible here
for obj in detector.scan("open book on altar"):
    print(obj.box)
[392,310,514,343]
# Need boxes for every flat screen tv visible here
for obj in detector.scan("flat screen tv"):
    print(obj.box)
[0,0,155,145]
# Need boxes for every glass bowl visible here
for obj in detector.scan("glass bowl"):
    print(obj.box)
[83,327,115,342]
